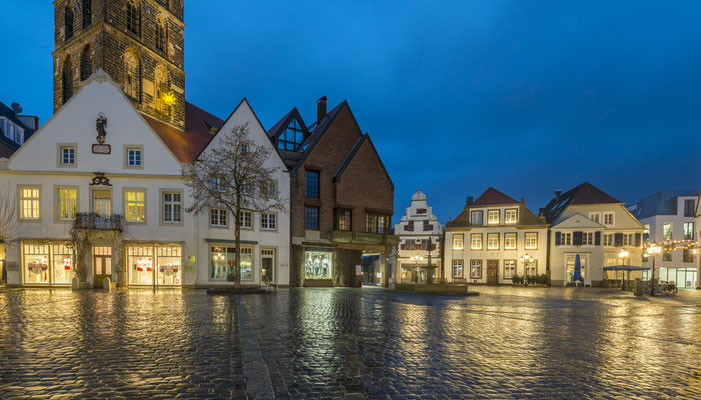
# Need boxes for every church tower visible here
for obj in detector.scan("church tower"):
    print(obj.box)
[53,0,186,130]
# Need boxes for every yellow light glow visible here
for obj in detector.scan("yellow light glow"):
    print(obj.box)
[648,246,662,254]
[162,91,177,107]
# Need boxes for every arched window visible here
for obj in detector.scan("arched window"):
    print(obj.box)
[155,14,168,53]
[123,50,141,102]
[82,0,92,28]
[154,65,171,117]
[80,45,92,81]
[65,7,74,40]
[62,57,73,105]
[126,0,140,36]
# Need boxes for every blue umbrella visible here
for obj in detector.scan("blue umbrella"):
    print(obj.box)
[572,254,583,283]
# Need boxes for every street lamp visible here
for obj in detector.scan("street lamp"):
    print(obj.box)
[619,248,629,291]
[519,253,533,286]
[647,244,662,296]
[410,255,424,283]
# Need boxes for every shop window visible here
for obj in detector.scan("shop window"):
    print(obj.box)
[566,257,587,284]
[57,188,77,221]
[22,243,76,286]
[128,246,153,285]
[470,260,482,279]
[125,190,145,222]
[452,259,463,278]
[156,247,181,285]
[504,260,516,279]
[23,244,50,284]
[20,187,41,220]
[304,250,333,280]
[52,245,75,284]
[210,246,252,281]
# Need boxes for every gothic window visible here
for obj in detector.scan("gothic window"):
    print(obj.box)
[156,14,168,53]
[127,0,140,36]
[123,50,141,102]
[154,65,171,117]
[62,57,73,105]
[80,45,92,81]
[65,7,74,40]
[82,0,92,28]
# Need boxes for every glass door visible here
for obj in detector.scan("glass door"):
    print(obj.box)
[262,249,275,284]
[93,190,112,218]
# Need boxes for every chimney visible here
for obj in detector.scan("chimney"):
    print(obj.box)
[554,189,563,197]
[317,96,327,125]
[465,196,474,207]
[520,197,525,203]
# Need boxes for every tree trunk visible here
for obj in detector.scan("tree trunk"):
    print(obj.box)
[234,199,241,288]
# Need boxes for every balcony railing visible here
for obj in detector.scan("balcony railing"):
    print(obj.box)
[73,213,124,231]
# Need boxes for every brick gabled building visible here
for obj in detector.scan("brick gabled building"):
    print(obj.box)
[268,97,397,287]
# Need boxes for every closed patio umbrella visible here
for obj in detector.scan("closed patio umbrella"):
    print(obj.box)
[572,254,583,284]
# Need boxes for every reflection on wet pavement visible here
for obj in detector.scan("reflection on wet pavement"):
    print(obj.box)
[0,287,699,399]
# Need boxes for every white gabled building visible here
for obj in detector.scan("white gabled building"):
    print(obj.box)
[0,71,290,288]
[628,190,698,288]
[444,188,548,285]
[394,190,443,283]
[542,182,644,287]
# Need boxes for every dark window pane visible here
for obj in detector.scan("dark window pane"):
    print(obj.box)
[305,170,319,198]
[305,206,319,230]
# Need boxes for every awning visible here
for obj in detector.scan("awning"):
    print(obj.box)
[603,265,650,271]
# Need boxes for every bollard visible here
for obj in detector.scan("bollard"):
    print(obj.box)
[634,281,643,297]
[103,276,112,290]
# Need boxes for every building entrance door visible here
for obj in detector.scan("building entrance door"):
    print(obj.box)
[261,249,275,284]
[93,246,112,287]
[487,260,499,285]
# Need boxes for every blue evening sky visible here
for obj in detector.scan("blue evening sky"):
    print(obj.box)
[1,1,700,222]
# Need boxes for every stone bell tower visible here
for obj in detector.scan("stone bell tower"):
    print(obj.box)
[53,0,186,130]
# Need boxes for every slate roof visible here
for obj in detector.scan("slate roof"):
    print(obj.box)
[471,187,520,206]
[0,101,36,156]
[628,190,698,220]
[143,102,223,163]
[542,182,622,224]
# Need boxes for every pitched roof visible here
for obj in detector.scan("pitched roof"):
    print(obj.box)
[0,101,37,155]
[333,134,395,190]
[471,187,520,206]
[629,190,698,219]
[542,182,622,223]
[143,102,224,163]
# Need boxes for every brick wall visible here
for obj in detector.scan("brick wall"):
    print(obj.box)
[53,0,185,130]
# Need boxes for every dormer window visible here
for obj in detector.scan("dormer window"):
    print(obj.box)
[278,119,304,151]
[471,210,483,225]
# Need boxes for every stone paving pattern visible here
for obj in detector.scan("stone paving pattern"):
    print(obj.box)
[0,286,699,399]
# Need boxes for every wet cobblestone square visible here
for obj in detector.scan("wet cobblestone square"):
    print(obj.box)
[1,286,699,399]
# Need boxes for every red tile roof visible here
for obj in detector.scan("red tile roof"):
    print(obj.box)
[471,187,520,206]
[143,102,224,163]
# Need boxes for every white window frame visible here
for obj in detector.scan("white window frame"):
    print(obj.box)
[124,145,144,169]
[603,212,615,226]
[470,233,483,250]
[487,233,499,250]
[603,233,614,247]
[452,234,464,250]
[124,188,146,223]
[210,208,228,227]
[588,212,601,224]
[623,233,634,247]
[161,190,183,225]
[504,209,518,224]
[503,260,516,279]
[525,232,538,249]
[261,212,277,230]
[582,232,594,246]
[240,210,252,229]
[19,186,41,221]
[56,186,78,222]
[57,143,77,168]
[487,210,500,225]
[504,233,517,250]
[452,259,464,278]
[470,260,482,279]
[471,211,483,225]
[561,232,572,246]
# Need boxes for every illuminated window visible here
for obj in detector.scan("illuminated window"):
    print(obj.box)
[154,65,171,117]
[504,233,516,249]
[366,213,390,234]
[210,208,227,227]
[20,187,41,220]
[452,260,464,278]
[470,233,482,250]
[487,210,499,225]
[504,209,518,224]
[92,190,111,218]
[304,250,333,280]
[335,209,351,231]
[683,222,694,240]
[503,260,516,279]
[125,190,145,222]
[57,188,77,221]
[663,223,672,239]
[452,234,464,250]
[487,233,499,250]
[470,260,482,279]
[525,232,538,249]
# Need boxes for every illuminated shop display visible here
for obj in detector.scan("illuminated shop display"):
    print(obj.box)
[210,246,252,281]
[128,245,182,286]
[304,251,333,280]
[23,243,75,285]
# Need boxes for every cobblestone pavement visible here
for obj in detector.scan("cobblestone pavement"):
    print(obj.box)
[1,287,699,399]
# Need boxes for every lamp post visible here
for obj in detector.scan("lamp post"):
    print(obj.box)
[619,248,629,291]
[410,254,424,283]
[647,244,662,296]
[519,253,532,286]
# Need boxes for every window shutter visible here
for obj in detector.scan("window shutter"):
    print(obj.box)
[594,231,601,246]
[573,231,583,246]
[555,232,561,246]
[614,233,623,247]
[635,233,641,247]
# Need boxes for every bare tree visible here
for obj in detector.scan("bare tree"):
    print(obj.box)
[0,184,18,244]
[182,123,287,286]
